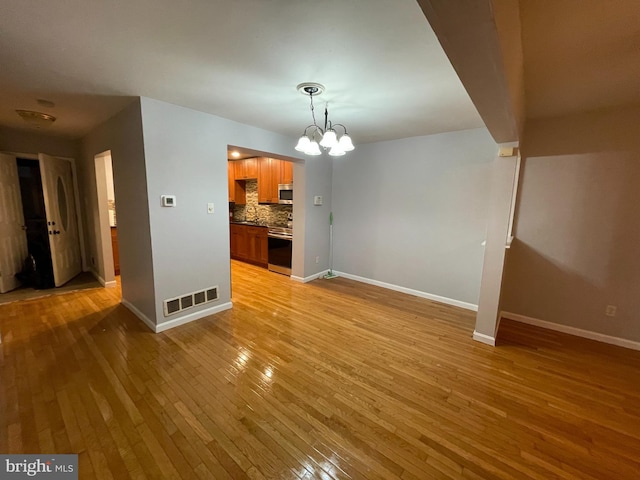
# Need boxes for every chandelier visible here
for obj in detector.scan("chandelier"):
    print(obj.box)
[294,83,354,156]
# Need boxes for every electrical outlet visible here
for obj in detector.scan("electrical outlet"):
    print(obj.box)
[315,256,320,264]
[605,305,617,317]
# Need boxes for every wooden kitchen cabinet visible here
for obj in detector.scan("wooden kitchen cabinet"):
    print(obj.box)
[258,157,279,203]
[247,226,268,266]
[228,161,246,204]
[111,227,120,275]
[230,224,268,267]
[230,224,249,260]
[233,158,258,180]
[280,160,293,184]
[228,162,235,202]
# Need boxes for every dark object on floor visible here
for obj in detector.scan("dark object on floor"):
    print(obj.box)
[15,253,54,290]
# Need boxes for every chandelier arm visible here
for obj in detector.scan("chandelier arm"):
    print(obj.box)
[303,124,324,136]
[331,123,349,134]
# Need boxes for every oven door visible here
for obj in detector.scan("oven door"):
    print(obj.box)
[268,235,292,275]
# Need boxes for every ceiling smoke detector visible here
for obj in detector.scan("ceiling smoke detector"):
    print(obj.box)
[16,110,57,128]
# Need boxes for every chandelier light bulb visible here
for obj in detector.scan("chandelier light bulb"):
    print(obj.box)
[319,129,337,148]
[305,140,322,156]
[328,144,345,156]
[295,135,311,152]
[338,133,354,152]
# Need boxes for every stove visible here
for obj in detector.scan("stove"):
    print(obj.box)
[267,227,292,275]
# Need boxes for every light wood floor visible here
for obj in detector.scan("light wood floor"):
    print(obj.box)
[1,261,639,479]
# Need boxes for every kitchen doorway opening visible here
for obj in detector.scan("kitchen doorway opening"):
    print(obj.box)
[227,146,300,296]
[94,151,120,291]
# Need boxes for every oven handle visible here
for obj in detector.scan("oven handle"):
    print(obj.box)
[268,233,293,240]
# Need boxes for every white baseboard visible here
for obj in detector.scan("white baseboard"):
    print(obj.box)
[333,271,478,312]
[121,299,156,332]
[291,270,329,283]
[501,311,640,352]
[122,299,233,333]
[155,302,232,333]
[90,269,116,288]
[472,330,496,346]
[90,269,106,287]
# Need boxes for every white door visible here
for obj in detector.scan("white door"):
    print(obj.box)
[0,153,28,293]
[39,153,82,287]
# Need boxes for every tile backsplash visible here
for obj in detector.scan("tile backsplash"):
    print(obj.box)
[232,180,292,226]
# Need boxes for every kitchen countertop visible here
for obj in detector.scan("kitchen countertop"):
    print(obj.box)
[230,221,293,230]
[230,220,269,227]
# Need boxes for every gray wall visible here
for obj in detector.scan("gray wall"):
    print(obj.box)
[503,106,640,342]
[0,126,79,158]
[331,128,497,306]
[79,100,157,322]
[139,97,331,326]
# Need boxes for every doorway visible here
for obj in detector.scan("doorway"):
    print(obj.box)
[94,151,119,288]
[0,152,84,294]
[227,147,297,296]
[16,158,55,289]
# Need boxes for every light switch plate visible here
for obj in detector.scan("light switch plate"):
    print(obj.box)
[314,195,323,206]
[207,203,215,214]
[161,195,177,207]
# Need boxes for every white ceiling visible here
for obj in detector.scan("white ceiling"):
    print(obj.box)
[520,0,640,119]
[0,0,484,142]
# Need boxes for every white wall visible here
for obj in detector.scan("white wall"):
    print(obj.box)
[331,128,497,306]
[79,99,157,322]
[139,97,331,328]
[503,106,640,342]
[0,126,79,158]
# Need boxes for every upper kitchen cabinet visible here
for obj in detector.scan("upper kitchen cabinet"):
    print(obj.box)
[258,157,278,203]
[234,158,258,180]
[227,162,235,202]
[228,161,246,204]
[280,161,293,185]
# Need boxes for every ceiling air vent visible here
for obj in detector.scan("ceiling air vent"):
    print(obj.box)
[163,285,219,317]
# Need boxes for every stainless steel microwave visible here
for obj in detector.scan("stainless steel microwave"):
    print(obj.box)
[278,184,293,204]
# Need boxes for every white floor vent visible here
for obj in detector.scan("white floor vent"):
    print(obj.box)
[163,286,219,317]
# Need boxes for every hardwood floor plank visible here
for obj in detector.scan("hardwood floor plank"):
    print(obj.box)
[1,261,640,479]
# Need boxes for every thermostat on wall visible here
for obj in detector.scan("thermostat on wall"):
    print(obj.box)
[161,195,177,207]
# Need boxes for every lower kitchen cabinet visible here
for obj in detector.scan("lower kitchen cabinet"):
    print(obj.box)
[230,224,268,267]
[248,227,268,265]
